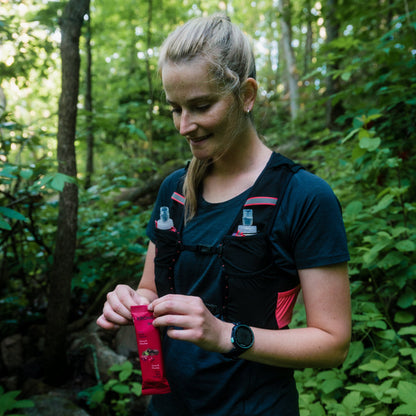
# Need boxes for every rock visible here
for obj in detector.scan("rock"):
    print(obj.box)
[89,333,126,380]
[0,375,18,391]
[22,378,51,397]
[115,325,138,357]
[70,330,125,382]
[1,334,23,373]
[22,393,91,416]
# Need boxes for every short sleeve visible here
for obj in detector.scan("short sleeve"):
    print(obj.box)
[275,170,350,270]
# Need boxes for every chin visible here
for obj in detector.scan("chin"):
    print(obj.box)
[190,147,213,161]
[192,153,212,162]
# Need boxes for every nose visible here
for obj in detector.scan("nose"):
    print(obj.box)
[178,110,197,136]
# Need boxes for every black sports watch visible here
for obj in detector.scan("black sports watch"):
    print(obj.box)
[223,323,254,359]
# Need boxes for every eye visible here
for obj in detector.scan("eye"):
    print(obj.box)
[194,104,211,112]
[170,107,181,115]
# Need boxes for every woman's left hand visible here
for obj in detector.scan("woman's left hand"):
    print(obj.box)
[148,294,233,353]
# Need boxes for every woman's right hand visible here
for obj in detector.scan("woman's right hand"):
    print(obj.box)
[96,284,150,330]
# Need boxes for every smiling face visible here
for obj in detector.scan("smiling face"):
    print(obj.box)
[162,58,246,162]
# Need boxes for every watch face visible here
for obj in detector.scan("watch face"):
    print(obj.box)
[235,325,254,348]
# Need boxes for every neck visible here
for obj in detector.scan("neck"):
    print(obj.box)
[202,132,272,204]
[210,129,272,178]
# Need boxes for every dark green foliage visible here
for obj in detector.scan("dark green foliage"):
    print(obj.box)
[0,0,415,413]
[0,386,34,416]
[78,361,142,416]
[286,4,416,414]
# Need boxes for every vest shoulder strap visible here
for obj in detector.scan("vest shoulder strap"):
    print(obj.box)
[168,152,303,235]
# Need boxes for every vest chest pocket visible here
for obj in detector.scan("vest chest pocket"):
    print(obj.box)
[221,233,274,277]
[154,228,181,296]
[220,233,283,328]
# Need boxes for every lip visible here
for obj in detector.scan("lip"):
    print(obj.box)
[188,134,212,145]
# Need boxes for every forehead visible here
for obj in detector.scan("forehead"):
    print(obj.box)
[161,59,219,101]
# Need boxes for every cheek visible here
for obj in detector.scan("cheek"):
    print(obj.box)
[209,108,234,131]
[218,109,240,134]
[172,116,180,131]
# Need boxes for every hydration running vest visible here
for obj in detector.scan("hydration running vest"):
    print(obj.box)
[153,152,304,330]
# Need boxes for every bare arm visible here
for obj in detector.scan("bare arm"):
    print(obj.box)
[241,262,351,368]
[150,262,351,368]
[96,241,158,329]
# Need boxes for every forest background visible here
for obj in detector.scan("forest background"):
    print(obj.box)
[0,0,415,415]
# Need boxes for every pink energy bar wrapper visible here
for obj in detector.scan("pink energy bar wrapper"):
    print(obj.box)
[131,305,171,395]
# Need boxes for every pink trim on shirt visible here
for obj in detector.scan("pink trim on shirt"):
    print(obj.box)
[275,285,301,328]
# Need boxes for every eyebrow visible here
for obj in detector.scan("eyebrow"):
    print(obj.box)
[166,94,216,106]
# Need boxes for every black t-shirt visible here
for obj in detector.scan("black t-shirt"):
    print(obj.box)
[145,157,349,415]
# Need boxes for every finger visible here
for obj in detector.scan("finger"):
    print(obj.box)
[101,300,133,326]
[152,313,192,329]
[106,285,143,320]
[96,314,121,330]
[106,294,131,320]
[150,294,201,317]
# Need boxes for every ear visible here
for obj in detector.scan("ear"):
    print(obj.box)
[241,78,258,112]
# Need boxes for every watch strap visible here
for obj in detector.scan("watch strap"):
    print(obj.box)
[222,323,254,359]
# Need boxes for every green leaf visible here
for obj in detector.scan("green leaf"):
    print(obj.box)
[343,341,364,370]
[376,330,396,340]
[128,244,147,254]
[0,207,28,222]
[397,289,415,309]
[111,384,130,395]
[344,200,363,216]
[371,194,394,214]
[131,382,142,397]
[384,357,399,370]
[119,367,133,382]
[90,388,105,405]
[359,136,381,151]
[0,390,21,412]
[398,326,416,336]
[399,348,416,364]
[307,403,326,415]
[363,242,389,265]
[393,404,416,415]
[0,390,33,414]
[341,128,360,144]
[11,399,35,409]
[342,391,363,409]
[352,145,366,160]
[379,252,405,269]
[36,173,77,192]
[393,381,416,415]
[0,218,12,230]
[109,362,130,373]
[395,240,416,252]
[346,383,373,394]
[19,169,33,179]
[367,320,387,329]
[320,378,343,394]
[104,379,117,391]
[359,359,385,372]
[0,165,18,179]
[394,311,414,324]
[50,173,77,192]
[341,71,352,81]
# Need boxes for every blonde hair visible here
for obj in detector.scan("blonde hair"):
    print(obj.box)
[158,14,256,222]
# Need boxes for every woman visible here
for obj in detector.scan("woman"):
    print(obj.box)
[97,14,351,415]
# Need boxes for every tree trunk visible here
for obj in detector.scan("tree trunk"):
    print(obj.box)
[303,0,313,76]
[85,4,94,189]
[277,0,299,120]
[145,0,154,153]
[44,0,90,385]
[324,0,344,129]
